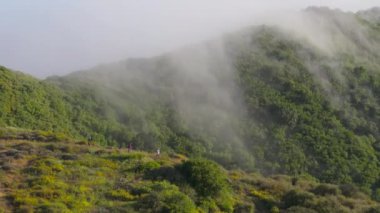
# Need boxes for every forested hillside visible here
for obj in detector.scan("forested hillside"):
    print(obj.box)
[1,7,380,211]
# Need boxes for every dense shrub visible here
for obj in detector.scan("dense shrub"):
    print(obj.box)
[366,206,380,213]
[60,154,79,160]
[306,197,350,213]
[36,202,69,212]
[311,184,341,196]
[145,166,184,182]
[282,190,315,208]
[216,190,235,213]
[198,197,220,213]
[105,189,135,201]
[339,184,364,198]
[284,206,317,213]
[136,181,197,213]
[179,158,230,197]
[135,160,161,173]
[233,202,255,213]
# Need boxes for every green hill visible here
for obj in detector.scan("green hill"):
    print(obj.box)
[1,7,380,212]
[0,67,73,133]
[0,129,379,212]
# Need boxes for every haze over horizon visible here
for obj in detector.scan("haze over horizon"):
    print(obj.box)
[0,0,379,78]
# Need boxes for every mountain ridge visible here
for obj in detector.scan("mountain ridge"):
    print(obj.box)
[1,7,380,212]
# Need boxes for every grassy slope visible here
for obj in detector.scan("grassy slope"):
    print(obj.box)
[0,130,186,212]
[0,128,379,212]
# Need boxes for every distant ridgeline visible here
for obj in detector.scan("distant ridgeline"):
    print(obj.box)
[1,7,380,195]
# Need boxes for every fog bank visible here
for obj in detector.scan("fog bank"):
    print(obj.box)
[0,0,379,78]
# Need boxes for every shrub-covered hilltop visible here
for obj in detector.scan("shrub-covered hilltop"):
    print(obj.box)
[1,7,380,212]
[0,129,379,212]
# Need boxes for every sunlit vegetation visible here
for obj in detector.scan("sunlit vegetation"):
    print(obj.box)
[0,7,380,212]
[0,134,379,212]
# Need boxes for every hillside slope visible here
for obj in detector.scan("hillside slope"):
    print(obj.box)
[0,66,74,134]
[1,7,380,202]
[0,128,379,212]
[49,7,380,190]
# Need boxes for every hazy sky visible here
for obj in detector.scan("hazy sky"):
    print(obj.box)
[0,0,379,78]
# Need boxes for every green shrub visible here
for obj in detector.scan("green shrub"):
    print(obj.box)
[105,189,135,201]
[373,188,380,202]
[311,184,341,196]
[339,184,363,198]
[30,187,63,199]
[53,132,69,141]
[179,158,230,197]
[250,189,276,203]
[270,206,280,213]
[198,197,219,213]
[284,206,317,213]
[144,166,184,183]
[60,154,79,160]
[36,202,69,212]
[216,189,235,213]
[366,206,380,213]
[36,131,56,141]
[233,202,255,213]
[135,161,161,173]
[282,190,314,209]
[131,183,154,196]
[15,205,35,213]
[307,197,349,213]
[25,158,64,176]
[11,191,39,206]
[108,152,146,162]
[137,181,197,213]
[58,145,73,153]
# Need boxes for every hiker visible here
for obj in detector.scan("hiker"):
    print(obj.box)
[156,148,160,156]
[128,143,133,152]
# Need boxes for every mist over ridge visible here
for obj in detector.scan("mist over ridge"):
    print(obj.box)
[2,3,380,212]
[43,7,379,171]
[1,0,379,78]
